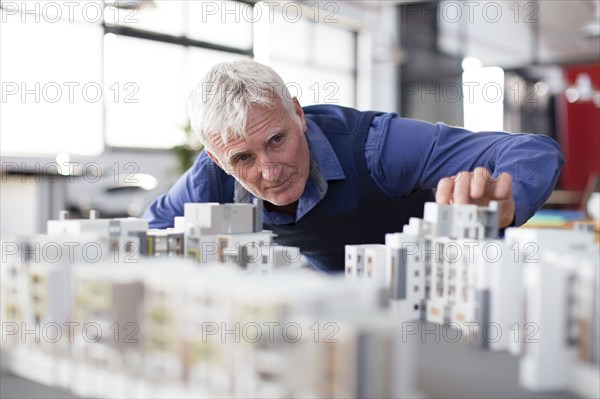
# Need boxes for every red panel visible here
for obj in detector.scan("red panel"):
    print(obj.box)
[559,64,600,191]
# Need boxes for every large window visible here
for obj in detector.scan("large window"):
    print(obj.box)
[1,0,359,154]
[264,3,357,107]
[0,4,104,155]
[103,35,245,148]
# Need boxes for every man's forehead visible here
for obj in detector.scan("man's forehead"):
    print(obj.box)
[209,133,247,158]
[207,101,290,156]
[217,110,283,143]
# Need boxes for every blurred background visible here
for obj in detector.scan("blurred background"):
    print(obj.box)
[1,0,599,235]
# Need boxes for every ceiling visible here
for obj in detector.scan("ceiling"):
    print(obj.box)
[351,0,599,68]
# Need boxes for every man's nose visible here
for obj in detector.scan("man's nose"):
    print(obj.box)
[259,159,284,182]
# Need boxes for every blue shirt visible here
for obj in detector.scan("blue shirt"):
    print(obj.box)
[144,111,564,229]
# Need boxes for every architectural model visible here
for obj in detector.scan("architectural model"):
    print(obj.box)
[346,201,599,398]
[1,198,598,398]
[0,202,410,398]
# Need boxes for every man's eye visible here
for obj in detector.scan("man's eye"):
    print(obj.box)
[237,154,251,163]
[271,134,283,144]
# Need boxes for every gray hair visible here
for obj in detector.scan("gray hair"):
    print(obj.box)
[188,60,298,148]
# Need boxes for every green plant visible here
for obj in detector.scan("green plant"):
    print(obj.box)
[172,120,204,174]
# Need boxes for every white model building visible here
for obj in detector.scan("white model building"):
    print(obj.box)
[423,201,499,240]
[0,238,29,342]
[21,256,71,385]
[227,272,398,398]
[214,231,274,265]
[69,264,147,398]
[430,238,510,348]
[145,229,184,257]
[1,235,122,389]
[47,210,147,246]
[298,314,417,399]
[424,236,457,326]
[184,202,254,261]
[423,202,454,237]
[183,266,242,397]
[244,244,306,273]
[503,227,597,356]
[384,233,427,321]
[363,244,387,284]
[47,210,147,236]
[140,265,201,398]
[519,251,600,398]
[181,201,301,270]
[402,216,433,237]
[344,244,364,278]
[46,210,147,263]
[184,202,255,235]
[570,250,600,399]
[350,201,501,330]
[0,238,38,381]
[446,239,476,330]
[520,252,578,392]
[344,244,386,281]
[482,239,520,352]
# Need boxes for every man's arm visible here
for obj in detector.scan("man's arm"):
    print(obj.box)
[365,114,565,226]
[143,151,234,228]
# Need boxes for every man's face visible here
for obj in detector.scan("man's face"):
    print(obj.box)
[206,98,310,207]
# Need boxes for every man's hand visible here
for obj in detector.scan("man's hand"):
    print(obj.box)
[436,167,516,228]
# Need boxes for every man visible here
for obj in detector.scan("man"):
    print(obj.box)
[144,60,564,272]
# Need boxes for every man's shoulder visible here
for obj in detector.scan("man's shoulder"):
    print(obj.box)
[302,104,362,118]
[303,104,386,135]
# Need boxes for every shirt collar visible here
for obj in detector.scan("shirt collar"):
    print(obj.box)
[234,117,345,206]
[304,118,345,180]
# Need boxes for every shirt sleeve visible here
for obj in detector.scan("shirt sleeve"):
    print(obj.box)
[142,151,234,228]
[365,113,565,226]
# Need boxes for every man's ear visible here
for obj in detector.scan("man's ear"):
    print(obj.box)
[292,97,306,133]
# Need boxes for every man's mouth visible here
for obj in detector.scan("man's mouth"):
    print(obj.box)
[266,175,292,191]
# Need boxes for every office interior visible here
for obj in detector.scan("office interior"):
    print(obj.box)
[0,1,599,398]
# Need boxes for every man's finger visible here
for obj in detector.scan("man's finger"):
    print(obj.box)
[453,171,471,204]
[436,175,455,204]
[471,167,490,199]
[494,172,513,199]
